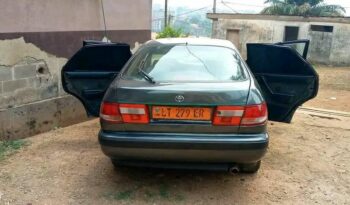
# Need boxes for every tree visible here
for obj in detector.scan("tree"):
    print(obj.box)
[261,0,346,17]
[156,26,186,39]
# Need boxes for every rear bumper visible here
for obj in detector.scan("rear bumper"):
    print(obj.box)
[98,131,269,163]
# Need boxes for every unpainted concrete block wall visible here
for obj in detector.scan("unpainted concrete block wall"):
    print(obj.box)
[0,38,87,140]
[0,96,87,140]
[211,18,350,66]
[0,58,58,109]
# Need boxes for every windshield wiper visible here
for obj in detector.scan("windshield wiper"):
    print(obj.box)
[138,68,156,84]
[138,58,156,84]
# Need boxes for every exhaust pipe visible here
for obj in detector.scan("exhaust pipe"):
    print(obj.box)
[229,165,240,174]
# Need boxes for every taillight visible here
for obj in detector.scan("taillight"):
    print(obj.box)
[100,102,122,123]
[119,104,149,124]
[213,106,245,126]
[100,103,150,124]
[212,103,267,126]
[241,103,268,126]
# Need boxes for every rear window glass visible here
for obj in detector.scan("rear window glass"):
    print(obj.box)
[122,44,246,82]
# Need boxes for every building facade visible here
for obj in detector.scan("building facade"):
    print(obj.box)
[0,0,152,58]
[0,0,152,139]
[208,14,350,66]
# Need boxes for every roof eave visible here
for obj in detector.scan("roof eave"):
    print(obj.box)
[206,13,350,24]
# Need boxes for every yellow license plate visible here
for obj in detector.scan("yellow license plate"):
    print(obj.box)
[152,106,212,121]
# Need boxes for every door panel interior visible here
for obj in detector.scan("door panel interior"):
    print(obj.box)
[62,42,132,116]
[246,42,318,123]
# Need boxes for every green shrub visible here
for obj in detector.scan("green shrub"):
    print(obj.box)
[0,139,26,160]
[156,26,185,39]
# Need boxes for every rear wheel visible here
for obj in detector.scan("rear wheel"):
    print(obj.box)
[239,161,261,173]
[111,159,120,168]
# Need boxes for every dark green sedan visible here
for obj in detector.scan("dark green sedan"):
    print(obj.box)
[62,38,318,173]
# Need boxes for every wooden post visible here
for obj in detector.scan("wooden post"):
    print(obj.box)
[164,0,168,28]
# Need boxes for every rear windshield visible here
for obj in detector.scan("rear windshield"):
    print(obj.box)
[122,44,246,82]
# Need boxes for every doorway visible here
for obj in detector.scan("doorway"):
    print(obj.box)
[226,29,240,51]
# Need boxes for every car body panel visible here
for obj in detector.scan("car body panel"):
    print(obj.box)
[100,120,266,134]
[246,40,318,123]
[101,76,266,134]
[104,78,251,106]
[99,131,268,163]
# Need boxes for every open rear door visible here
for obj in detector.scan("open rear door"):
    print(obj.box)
[246,40,319,123]
[275,40,310,59]
[62,41,132,117]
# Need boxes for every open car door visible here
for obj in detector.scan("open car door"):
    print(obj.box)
[62,41,132,117]
[246,40,319,123]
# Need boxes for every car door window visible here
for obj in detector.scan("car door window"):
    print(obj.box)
[275,40,310,59]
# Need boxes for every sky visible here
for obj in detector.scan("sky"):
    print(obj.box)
[153,0,350,16]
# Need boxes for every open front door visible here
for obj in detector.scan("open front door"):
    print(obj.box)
[246,40,318,123]
[62,41,132,117]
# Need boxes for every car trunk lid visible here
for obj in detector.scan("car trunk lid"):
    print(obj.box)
[100,79,256,133]
[113,79,250,106]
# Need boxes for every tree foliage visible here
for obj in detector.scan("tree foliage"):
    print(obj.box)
[261,0,345,17]
[156,26,186,39]
[172,10,212,37]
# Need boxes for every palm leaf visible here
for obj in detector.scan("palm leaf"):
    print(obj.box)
[308,0,325,7]
[286,0,324,6]
[309,4,346,17]
[261,3,299,15]
[261,0,345,17]
[264,0,285,4]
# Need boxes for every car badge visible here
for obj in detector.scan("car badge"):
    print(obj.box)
[175,95,185,103]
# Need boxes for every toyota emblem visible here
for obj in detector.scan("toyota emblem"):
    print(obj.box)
[175,95,185,102]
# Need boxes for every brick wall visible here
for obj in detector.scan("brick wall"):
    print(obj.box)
[0,38,87,140]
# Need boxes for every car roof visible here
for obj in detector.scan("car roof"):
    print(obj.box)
[148,38,237,50]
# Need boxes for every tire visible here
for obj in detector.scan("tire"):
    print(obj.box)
[111,159,120,168]
[239,161,261,173]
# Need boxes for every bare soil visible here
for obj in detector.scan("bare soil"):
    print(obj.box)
[0,67,349,205]
[304,67,350,112]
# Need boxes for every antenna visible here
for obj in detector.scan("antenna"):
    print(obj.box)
[100,0,108,39]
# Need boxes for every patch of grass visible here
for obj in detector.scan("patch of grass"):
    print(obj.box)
[311,63,319,68]
[174,193,185,202]
[115,190,133,200]
[0,139,26,160]
[158,183,185,202]
[159,184,170,199]
[104,189,134,201]
[144,190,156,199]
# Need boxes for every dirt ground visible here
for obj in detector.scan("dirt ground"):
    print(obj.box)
[304,67,350,112]
[0,67,349,205]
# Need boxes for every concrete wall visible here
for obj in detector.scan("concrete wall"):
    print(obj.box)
[0,95,87,140]
[208,14,350,66]
[0,38,88,140]
[0,0,152,57]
